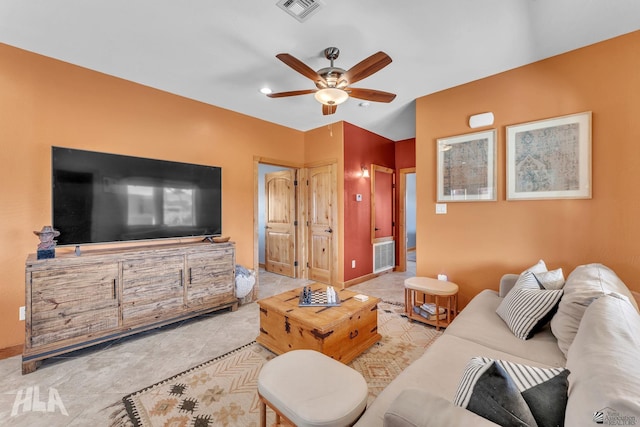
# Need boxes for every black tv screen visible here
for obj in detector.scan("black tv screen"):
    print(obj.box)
[52,147,222,246]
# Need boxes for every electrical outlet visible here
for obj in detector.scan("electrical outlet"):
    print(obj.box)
[351,260,356,268]
[19,306,25,321]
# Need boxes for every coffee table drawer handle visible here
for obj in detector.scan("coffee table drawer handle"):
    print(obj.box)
[349,330,359,339]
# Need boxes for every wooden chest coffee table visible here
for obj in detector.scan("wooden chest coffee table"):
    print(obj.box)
[256,283,381,364]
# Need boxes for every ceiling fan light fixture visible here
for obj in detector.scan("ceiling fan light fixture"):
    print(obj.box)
[314,88,348,106]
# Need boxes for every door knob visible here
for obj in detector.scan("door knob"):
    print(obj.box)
[324,227,333,233]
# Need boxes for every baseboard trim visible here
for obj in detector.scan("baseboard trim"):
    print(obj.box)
[343,272,381,288]
[0,344,23,360]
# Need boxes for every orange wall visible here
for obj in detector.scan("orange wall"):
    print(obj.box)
[343,123,395,281]
[0,44,305,349]
[416,31,640,308]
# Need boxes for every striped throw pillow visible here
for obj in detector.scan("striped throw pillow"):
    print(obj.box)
[496,271,563,339]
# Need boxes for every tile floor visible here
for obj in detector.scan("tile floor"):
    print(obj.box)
[0,263,415,426]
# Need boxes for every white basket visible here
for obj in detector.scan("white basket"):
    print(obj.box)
[235,273,256,298]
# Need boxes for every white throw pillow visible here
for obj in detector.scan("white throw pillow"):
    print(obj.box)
[550,263,639,356]
[535,268,565,290]
[496,271,564,340]
[523,259,547,275]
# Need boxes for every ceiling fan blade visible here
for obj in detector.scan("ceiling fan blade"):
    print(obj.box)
[267,89,316,98]
[322,104,337,115]
[344,51,392,85]
[348,88,396,103]
[276,53,325,84]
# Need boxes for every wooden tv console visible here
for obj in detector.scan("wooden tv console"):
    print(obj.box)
[23,241,238,374]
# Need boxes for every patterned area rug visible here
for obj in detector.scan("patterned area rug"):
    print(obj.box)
[109,302,441,427]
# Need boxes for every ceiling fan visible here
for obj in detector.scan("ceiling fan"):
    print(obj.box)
[267,47,396,115]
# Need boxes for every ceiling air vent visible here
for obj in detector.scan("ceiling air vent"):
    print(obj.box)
[276,0,324,22]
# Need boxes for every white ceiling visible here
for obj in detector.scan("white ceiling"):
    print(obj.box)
[1,0,638,141]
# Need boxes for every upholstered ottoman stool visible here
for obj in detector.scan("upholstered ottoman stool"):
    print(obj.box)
[257,349,368,427]
[405,276,458,330]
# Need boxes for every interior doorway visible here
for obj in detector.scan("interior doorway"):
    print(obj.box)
[398,168,416,273]
[254,158,337,285]
[258,163,297,277]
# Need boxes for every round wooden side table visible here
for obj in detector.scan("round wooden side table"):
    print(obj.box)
[404,276,459,330]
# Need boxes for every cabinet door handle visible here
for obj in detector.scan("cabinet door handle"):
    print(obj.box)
[188,268,192,284]
[179,270,183,287]
[112,279,117,299]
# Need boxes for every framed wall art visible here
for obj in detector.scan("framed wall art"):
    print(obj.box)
[437,129,497,202]
[506,111,592,200]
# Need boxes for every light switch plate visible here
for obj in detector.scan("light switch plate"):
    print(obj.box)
[435,203,447,214]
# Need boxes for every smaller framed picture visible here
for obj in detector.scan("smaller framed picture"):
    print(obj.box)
[506,111,592,200]
[437,129,497,202]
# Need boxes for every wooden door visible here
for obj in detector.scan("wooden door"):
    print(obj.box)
[371,165,395,242]
[265,170,296,277]
[307,164,336,284]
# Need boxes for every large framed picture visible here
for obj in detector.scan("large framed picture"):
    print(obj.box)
[437,129,497,202]
[506,112,592,200]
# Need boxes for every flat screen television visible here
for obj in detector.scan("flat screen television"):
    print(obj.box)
[52,147,222,246]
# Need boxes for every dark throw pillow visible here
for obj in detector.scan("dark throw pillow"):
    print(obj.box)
[454,357,569,427]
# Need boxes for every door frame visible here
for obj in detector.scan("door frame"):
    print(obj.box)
[397,167,416,272]
[253,156,306,281]
[253,156,338,285]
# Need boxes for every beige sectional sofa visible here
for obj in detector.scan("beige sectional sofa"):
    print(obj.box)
[354,263,640,427]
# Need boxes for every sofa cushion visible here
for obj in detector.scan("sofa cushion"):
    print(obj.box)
[353,334,563,427]
[453,357,568,427]
[499,274,520,297]
[383,389,499,427]
[496,271,563,340]
[535,268,565,290]
[565,293,640,426]
[550,263,639,356]
[445,290,566,367]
